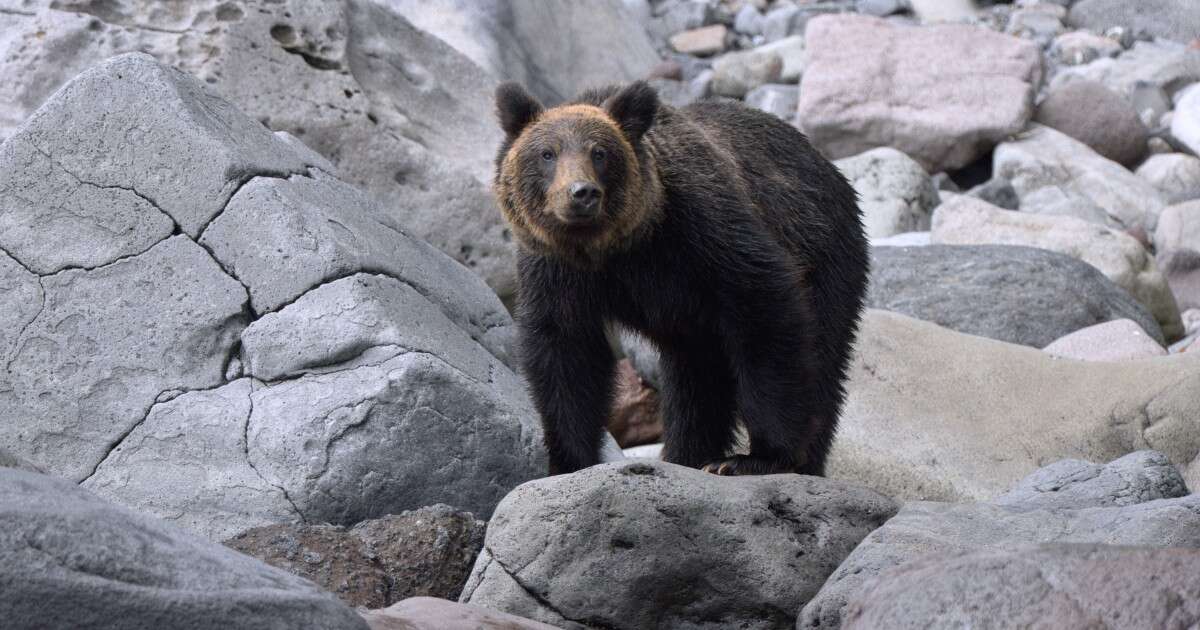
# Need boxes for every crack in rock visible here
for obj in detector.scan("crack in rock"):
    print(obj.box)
[485,544,618,630]
[242,380,307,523]
[4,276,44,373]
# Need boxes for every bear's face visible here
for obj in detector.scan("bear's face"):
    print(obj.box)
[493,82,662,266]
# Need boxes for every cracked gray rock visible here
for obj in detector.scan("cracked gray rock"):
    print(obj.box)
[842,544,1200,630]
[83,380,298,541]
[1,52,543,537]
[0,467,368,630]
[0,235,247,483]
[460,460,897,630]
[992,450,1188,511]
[801,453,1200,629]
[828,311,1200,503]
[199,169,515,366]
[248,351,543,525]
[0,0,520,299]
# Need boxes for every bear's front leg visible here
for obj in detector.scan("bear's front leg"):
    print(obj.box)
[518,306,616,476]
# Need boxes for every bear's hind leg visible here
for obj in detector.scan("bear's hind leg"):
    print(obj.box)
[658,342,739,469]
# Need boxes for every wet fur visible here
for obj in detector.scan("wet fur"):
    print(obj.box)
[495,82,869,476]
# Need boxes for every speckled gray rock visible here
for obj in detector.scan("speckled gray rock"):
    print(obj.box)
[994,124,1166,234]
[1034,79,1148,168]
[835,148,939,239]
[801,462,1200,628]
[842,544,1200,630]
[461,460,897,630]
[798,14,1041,173]
[1138,153,1200,205]
[992,451,1187,511]
[867,245,1164,347]
[828,311,1200,504]
[360,597,559,630]
[0,1,518,298]
[0,447,41,473]
[1067,0,1200,44]
[1051,40,1200,98]
[930,195,1182,340]
[0,468,367,630]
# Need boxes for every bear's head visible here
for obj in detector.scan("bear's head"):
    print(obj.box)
[493,81,664,267]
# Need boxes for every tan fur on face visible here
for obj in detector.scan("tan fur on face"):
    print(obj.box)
[496,105,664,268]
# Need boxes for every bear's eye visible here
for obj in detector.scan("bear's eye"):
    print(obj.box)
[591,147,607,163]
[540,150,555,162]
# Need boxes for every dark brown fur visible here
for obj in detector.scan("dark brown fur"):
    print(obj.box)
[494,81,869,476]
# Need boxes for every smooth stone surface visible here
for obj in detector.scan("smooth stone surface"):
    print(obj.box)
[710,47,783,98]
[361,597,559,630]
[1172,83,1200,157]
[1034,79,1148,167]
[994,124,1166,234]
[842,544,1200,630]
[798,14,1042,173]
[670,25,729,56]
[1155,200,1200,255]
[827,310,1200,504]
[803,458,1200,628]
[931,195,1182,340]
[744,84,801,120]
[965,177,1019,210]
[870,231,931,247]
[867,245,1164,347]
[1042,319,1167,362]
[461,460,897,630]
[1067,0,1200,44]
[1051,40,1200,98]
[835,147,940,239]
[1138,153,1200,205]
[0,468,367,630]
[1159,247,1200,313]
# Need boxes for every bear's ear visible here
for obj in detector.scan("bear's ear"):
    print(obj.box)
[605,81,659,143]
[495,82,543,139]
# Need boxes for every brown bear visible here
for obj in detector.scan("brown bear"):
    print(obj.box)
[493,81,868,476]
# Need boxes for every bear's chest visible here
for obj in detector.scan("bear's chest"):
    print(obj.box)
[605,250,720,342]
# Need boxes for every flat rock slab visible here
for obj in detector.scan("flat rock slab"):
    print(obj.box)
[461,460,897,630]
[802,457,1199,628]
[361,597,559,630]
[931,194,1182,340]
[867,245,1164,347]
[843,544,1200,630]
[798,14,1041,173]
[0,468,367,630]
[828,311,1200,502]
[1042,319,1167,362]
[994,124,1166,235]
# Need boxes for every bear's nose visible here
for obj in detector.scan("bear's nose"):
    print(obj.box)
[568,181,601,215]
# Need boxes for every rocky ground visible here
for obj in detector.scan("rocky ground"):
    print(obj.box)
[1,0,1200,628]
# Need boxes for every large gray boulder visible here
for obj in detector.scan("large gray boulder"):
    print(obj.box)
[461,460,897,630]
[382,0,659,106]
[829,311,1200,502]
[4,54,543,538]
[0,468,367,630]
[1067,0,1200,44]
[798,14,1042,173]
[931,195,1183,341]
[994,124,1166,235]
[802,452,1197,629]
[842,544,1200,630]
[992,451,1187,511]
[867,245,1164,347]
[0,0,518,298]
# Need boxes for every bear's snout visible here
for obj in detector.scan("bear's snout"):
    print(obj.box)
[567,181,602,220]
